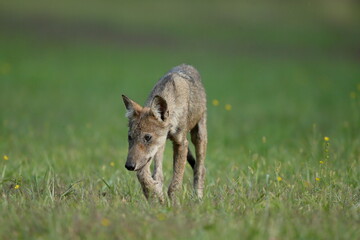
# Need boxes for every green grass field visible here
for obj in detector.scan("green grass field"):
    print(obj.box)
[1,1,360,239]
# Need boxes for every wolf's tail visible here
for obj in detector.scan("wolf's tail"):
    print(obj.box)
[187,148,196,169]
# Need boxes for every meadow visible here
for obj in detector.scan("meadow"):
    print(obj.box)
[1,1,360,239]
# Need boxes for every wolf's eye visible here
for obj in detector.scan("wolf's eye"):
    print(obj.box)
[128,135,132,141]
[144,134,152,143]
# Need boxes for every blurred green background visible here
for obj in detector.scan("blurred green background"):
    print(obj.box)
[1,0,359,141]
[0,1,360,239]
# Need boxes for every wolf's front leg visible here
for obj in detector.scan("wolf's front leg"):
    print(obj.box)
[168,138,188,202]
[137,161,164,203]
[152,144,165,184]
[152,144,165,197]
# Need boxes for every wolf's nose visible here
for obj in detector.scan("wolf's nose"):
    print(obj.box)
[125,162,136,171]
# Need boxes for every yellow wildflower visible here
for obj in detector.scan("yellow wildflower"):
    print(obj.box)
[225,104,232,111]
[262,136,267,143]
[0,63,11,74]
[350,92,356,99]
[212,99,219,106]
[319,161,324,164]
[277,176,282,182]
[324,136,330,141]
[14,184,20,189]
[303,181,311,188]
[110,162,115,167]
[156,213,166,221]
[3,155,9,161]
[315,177,320,181]
[101,218,111,226]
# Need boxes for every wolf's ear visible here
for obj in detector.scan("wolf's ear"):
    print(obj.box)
[122,95,142,119]
[150,95,169,122]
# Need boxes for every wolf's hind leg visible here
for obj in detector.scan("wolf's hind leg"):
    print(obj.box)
[190,113,207,199]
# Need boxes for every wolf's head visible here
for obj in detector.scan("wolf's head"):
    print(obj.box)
[121,95,169,171]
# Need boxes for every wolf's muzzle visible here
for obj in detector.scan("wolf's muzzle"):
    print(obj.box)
[125,162,136,171]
